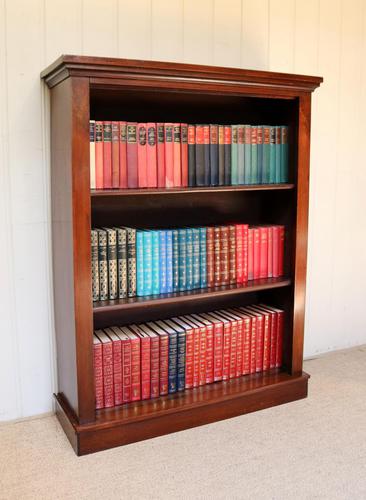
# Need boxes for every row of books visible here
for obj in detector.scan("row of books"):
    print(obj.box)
[89,121,289,190]
[91,224,285,301]
[93,303,284,408]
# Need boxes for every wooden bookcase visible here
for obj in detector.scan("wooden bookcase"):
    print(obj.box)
[41,56,322,456]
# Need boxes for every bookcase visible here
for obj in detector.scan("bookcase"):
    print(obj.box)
[41,55,322,456]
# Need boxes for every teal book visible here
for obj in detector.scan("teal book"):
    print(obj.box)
[151,230,160,295]
[166,230,173,293]
[172,229,179,292]
[269,126,276,183]
[257,126,263,184]
[281,126,289,182]
[244,125,251,184]
[178,229,187,291]
[262,126,270,183]
[231,125,238,185]
[186,228,193,290]
[143,231,153,295]
[237,125,245,184]
[275,126,281,183]
[136,230,144,296]
[158,230,167,294]
[199,227,207,288]
[192,228,200,289]
[250,126,258,184]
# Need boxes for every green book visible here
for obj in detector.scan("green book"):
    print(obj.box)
[275,126,281,183]
[281,126,289,182]
[262,126,270,184]
[231,125,238,185]
[237,125,245,184]
[250,126,258,184]
[244,125,251,184]
[257,126,263,183]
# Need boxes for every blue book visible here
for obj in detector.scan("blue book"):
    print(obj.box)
[164,319,186,392]
[251,126,258,184]
[157,320,178,394]
[158,230,167,294]
[151,230,160,295]
[199,227,207,288]
[262,126,270,183]
[269,126,276,183]
[136,230,144,296]
[143,231,153,295]
[244,125,251,184]
[237,125,245,184]
[192,228,200,289]
[178,229,187,291]
[275,126,281,183]
[185,228,193,290]
[281,126,289,182]
[166,230,173,293]
[257,126,263,183]
[172,229,179,292]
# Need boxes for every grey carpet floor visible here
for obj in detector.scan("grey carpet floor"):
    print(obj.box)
[1,345,366,500]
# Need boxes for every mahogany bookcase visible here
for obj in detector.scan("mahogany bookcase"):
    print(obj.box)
[41,56,322,455]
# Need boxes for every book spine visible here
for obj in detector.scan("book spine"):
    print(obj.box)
[192,228,200,289]
[255,316,264,373]
[224,125,232,185]
[281,126,289,182]
[244,125,251,184]
[237,125,245,184]
[276,311,284,368]
[188,125,196,186]
[150,336,160,398]
[262,125,270,184]
[262,314,270,371]
[140,337,151,400]
[151,230,160,295]
[257,126,263,184]
[220,226,229,286]
[137,123,147,188]
[275,126,281,183]
[268,226,273,278]
[222,323,231,380]
[242,317,251,375]
[193,326,200,387]
[195,125,205,186]
[164,123,174,188]
[268,312,277,369]
[159,230,167,294]
[126,228,136,297]
[98,230,108,301]
[213,323,223,381]
[185,328,194,389]
[269,126,276,183]
[119,121,127,188]
[177,330,186,391]
[95,121,103,189]
[181,123,188,187]
[205,324,214,384]
[106,229,118,300]
[178,228,187,291]
[130,337,141,401]
[91,230,99,301]
[122,340,131,403]
[209,125,219,185]
[235,224,243,284]
[93,341,104,409]
[250,125,257,184]
[247,228,254,281]
[231,125,238,185]
[199,227,207,288]
[185,228,193,290]
[203,124,210,186]
[116,228,127,299]
[127,123,138,188]
[89,120,96,189]
[279,225,285,276]
[172,229,179,292]
[228,224,236,285]
[229,320,237,379]
[218,125,225,185]
[249,317,257,374]
[136,231,144,296]
[272,226,280,278]
[157,123,165,188]
[198,326,207,386]
[159,334,169,395]
[213,226,221,286]
[166,230,173,293]
[235,319,243,377]
[173,123,182,187]
[243,224,249,282]
[146,122,157,187]
[111,121,120,188]
[143,231,153,295]
[102,341,114,408]
[103,121,112,189]
[253,227,260,280]
[168,331,178,393]
[206,227,215,287]
[259,226,269,279]
[112,339,122,406]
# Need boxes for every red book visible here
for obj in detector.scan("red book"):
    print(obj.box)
[156,123,165,188]
[241,313,252,375]
[248,228,254,280]
[140,324,160,398]
[172,317,194,389]
[244,308,265,372]
[127,122,138,188]
[105,328,122,406]
[243,224,249,282]
[173,123,181,187]
[206,227,215,287]
[137,123,147,188]
[218,311,237,379]
[227,309,244,377]
[279,225,285,276]
[95,330,114,408]
[111,121,120,188]
[186,315,206,386]
[253,227,260,280]
[117,327,132,403]
[146,123,157,188]
[210,312,231,380]
[181,123,188,187]
[147,322,169,395]
[236,308,257,374]
[181,316,200,388]
[95,121,103,189]
[249,306,271,371]
[235,224,244,284]
[200,313,223,382]
[192,314,214,384]
[93,334,104,409]
[220,226,229,285]
[164,123,174,188]
[228,225,236,285]
[255,305,277,369]
[272,226,280,277]
[125,329,141,401]
[263,305,284,368]
[102,121,112,188]
[119,121,127,188]
[268,226,273,278]
[130,325,151,400]
[259,226,269,278]
[213,226,221,286]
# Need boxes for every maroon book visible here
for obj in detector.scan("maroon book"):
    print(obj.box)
[181,316,201,388]
[220,226,230,286]
[235,224,244,284]
[209,312,231,381]
[192,314,214,384]
[185,315,207,387]
[228,224,236,284]
[130,325,151,400]
[125,329,141,401]
[93,334,104,409]
[206,227,215,287]
[117,327,132,404]
[105,328,122,406]
[181,123,188,187]
[147,322,169,396]
[95,330,114,408]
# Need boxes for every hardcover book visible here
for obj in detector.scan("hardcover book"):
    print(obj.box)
[224,125,231,185]
[181,123,188,187]
[231,125,238,185]
[203,125,210,186]
[95,330,114,408]
[151,230,160,295]
[97,229,108,301]
[89,120,96,189]
[111,121,120,188]
[157,123,165,188]
[195,125,205,186]
[218,125,225,185]
[173,123,182,187]
[137,123,147,188]
[188,124,196,187]
[93,335,104,409]
[209,125,219,186]
[143,231,153,295]
[103,121,112,189]
[127,122,138,188]
[91,229,99,301]
[237,125,245,184]
[116,327,132,403]
[104,228,118,300]
[95,121,103,189]
[119,121,127,188]
[146,123,157,187]
[250,125,257,184]
[104,328,123,406]
[164,123,174,188]
[115,227,127,299]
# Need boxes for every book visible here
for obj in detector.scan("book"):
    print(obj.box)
[157,123,165,188]
[199,227,207,288]
[218,310,238,379]
[136,230,144,296]
[97,229,108,301]
[220,226,230,286]
[89,120,96,189]
[166,230,173,293]
[235,224,244,285]
[279,225,285,276]
[116,327,132,403]
[281,126,289,182]
[224,125,231,185]
[209,312,231,380]
[228,224,236,285]
[178,228,187,291]
[181,123,188,187]
[231,309,252,375]
[206,227,215,287]
[111,121,120,188]
[143,231,153,295]
[173,123,182,187]
[247,228,254,281]
[268,226,273,278]
[250,125,257,184]
[253,227,260,280]
[203,125,210,186]
[231,125,238,185]
[127,122,138,188]
[91,229,99,301]
[250,305,271,371]
[139,324,160,398]
[200,313,223,382]
[125,227,136,297]
[237,125,245,184]
[171,317,194,389]
[218,125,225,185]
[103,121,112,188]
[95,330,114,408]
[243,224,249,283]
[156,320,178,394]
[147,322,169,395]
[164,319,186,391]
[272,225,280,278]
[192,228,200,289]
[209,125,219,185]
[95,121,103,189]
[195,125,205,186]
[224,310,244,377]
[186,315,206,386]
[244,125,251,184]
[192,314,214,384]
[257,126,263,184]
[137,123,147,188]
[104,328,122,406]
[119,121,127,188]
[93,335,104,409]
[125,329,141,401]
[116,227,127,299]
[269,126,276,183]
[164,123,174,188]
[158,230,167,294]
[129,325,151,400]
[105,228,118,300]
[146,123,157,187]
[151,230,160,295]
[259,226,269,279]
[275,126,281,183]
[172,229,179,292]
[188,125,196,186]
[181,316,200,387]
[185,228,193,290]
[213,226,221,286]
[262,126,270,184]
[242,307,264,373]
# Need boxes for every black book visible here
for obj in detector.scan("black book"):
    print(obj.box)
[218,125,225,185]
[224,125,232,185]
[203,125,210,186]
[195,125,205,186]
[210,124,219,185]
[188,124,196,186]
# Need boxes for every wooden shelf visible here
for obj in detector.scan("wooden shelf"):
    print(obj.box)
[91,183,295,197]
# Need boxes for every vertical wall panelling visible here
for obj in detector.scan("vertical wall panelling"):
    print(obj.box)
[241,0,269,70]
[183,0,214,65]
[213,0,242,67]
[268,0,296,72]
[82,0,118,56]
[118,0,152,59]
[151,0,184,62]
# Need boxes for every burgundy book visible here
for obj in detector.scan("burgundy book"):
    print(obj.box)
[171,317,194,389]
[248,228,254,280]
[243,308,264,373]
[226,309,244,377]
[192,314,214,384]
[181,316,201,388]
[259,226,269,278]
[253,305,276,370]
[231,309,251,375]
[213,226,221,286]
[111,121,120,188]
[201,313,224,382]
[181,123,188,187]
[146,123,157,188]
[125,329,141,401]
[228,224,236,285]
[173,123,181,187]
[164,123,174,188]
[220,226,230,286]
[102,121,112,189]
[105,328,122,406]
[279,225,285,276]
[117,327,132,403]
[137,123,147,188]
[95,121,103,189]
[236,308,257,374]
[186,315,207,386]
[209,312,231,381]
[243,224,249,282]
[249,306,270,371]
[127,122,138,188]
[93,334,104,409]
[206,227,215,287]
[157,123,165,188]
[95,330,114,408]
[217,311,238,379]
[119,121,127,188]
[235,224,244,284]
[262,305,284,368]
[147,322,169,396]
[267,226,273,278]
[129,325,151,400]
[139,324,160,398]
[253,227,260,280]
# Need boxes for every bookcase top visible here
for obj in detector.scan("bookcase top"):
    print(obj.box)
[41,54,323,93]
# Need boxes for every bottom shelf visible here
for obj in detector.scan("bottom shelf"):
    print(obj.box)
[56,370,309,455]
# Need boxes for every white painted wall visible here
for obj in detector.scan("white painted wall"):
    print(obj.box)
[1,0,365,421]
